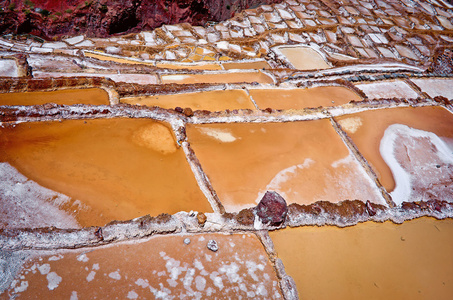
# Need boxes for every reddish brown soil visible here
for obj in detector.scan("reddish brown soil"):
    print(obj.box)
[0,0,282,39]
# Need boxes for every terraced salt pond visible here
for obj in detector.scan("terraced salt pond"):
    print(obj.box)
[277,46,332,70]
[160,71,274,84]
[249,86,362,109]
[187,120,385,212]
[0,118,211,227]
[411,78,453,99]
[222,60,271,70]
[355,80,419,99]
[335,106,453,205]
[84,52,155,66]
[156,62,223,71]
[122,89,255,111]
[0,88,110,106]
[1,0,453,296]
[5,233,283,299]
[270,217,453,300]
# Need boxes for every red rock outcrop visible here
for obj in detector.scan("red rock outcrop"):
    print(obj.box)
[0,0,282,39]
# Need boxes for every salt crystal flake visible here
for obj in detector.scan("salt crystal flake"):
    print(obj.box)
[86,271,96,282]
[108,270,121,280]
[76,254,89,262]
[127,290,139,299]
[207,240,219,252]
[46,272,62,290]
[70,291,78,300]
[14,281,28,293]
[195,276,206,291]
[38,264,51,275]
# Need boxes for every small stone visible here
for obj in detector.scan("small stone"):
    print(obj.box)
[207,240,218,252]
[235,208,255,225]
[256,191,288,226]
[197,212,207,226]
[183,238,191,245]
[183,107,194,117]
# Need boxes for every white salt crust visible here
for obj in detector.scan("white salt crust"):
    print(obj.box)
[380,124,453,205]
[0,163,80,229]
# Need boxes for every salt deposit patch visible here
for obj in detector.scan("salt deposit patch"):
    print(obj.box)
[127,290,139,299]
[0,163,80,229]
[195,276,206,291]
[258,154,386,205]
[38,264,50,275]
[256,158,314,202]
[46,272,62,290]
[411,78,453,99]
[199,127,237,143]
[86,271,96,282]
[14,281,28,293]
[277,45,332,70]
[380,124,453,204]
[132,123,178,155]
[338,117,362,134]
[109,270,121,280]
[0,59,18,77]
[161,75,190,81]
[135,278,149,288]
[70,291,78,300]
[4,234,282,298]
[356,81,419,99]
